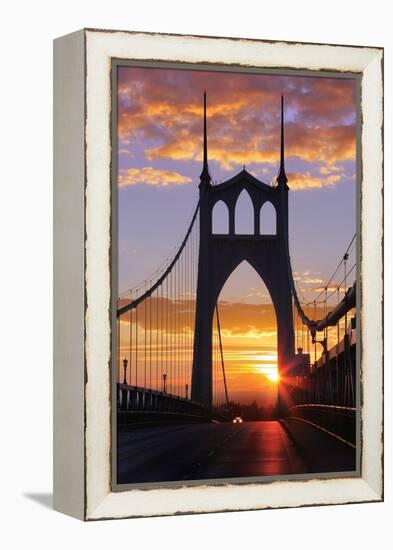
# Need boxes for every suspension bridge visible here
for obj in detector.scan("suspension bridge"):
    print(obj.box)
[116,94,357,483]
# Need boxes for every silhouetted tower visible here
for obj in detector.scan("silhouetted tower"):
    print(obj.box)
[200,91,211,186]
[277,95,288,189]
[191,94,295,415]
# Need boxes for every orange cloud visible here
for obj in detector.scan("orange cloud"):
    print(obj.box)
[287,124,356,164]
[320,164,341,175]
[303,277,325,284]
[117,67,357,180]
[144,124,355,173]
[118,297,328,337]
[118,167,192,188]
[287,171,342,190]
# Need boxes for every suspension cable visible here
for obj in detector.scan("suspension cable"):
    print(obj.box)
[117,201,200,314]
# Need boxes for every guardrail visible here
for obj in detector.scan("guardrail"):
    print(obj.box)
[117,384,228,423]
[287,404,356,446]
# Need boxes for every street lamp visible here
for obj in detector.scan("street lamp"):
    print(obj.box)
[123,357,128,385]
[185,384,189,399]
[162,373,167,393]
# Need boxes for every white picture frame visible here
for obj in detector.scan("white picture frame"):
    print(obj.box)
[53,28,383,520]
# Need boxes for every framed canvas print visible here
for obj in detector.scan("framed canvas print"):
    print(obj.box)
[53,29,383,520]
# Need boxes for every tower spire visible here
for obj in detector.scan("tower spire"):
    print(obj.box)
[200,91,211,186]
[277,95,288,189]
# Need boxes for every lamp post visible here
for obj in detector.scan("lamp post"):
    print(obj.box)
[185,384,189,399]
[162,373,167,393]
[123,357,128,385]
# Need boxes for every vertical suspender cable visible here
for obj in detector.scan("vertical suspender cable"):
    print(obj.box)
[156,287,158,392]
[117,316,121,384]
[313,300,317,365]
[135,304,138,388]
[177,257,179,396]
[129,291,132,385]
[182,239,186,398]
[144,290,147,388]
[344,253,348,334]
[165,279,167,393]
[149,294,152,389]
[169,271,172,394]
[159,284,164,390]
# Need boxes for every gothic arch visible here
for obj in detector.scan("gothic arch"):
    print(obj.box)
[211,257,278,318]
[214,259,279,320]
[260,201,277,235]
[235,189,254,234]
[212,200,229,234]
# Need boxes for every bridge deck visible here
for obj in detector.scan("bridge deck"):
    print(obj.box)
[117,419,356,485]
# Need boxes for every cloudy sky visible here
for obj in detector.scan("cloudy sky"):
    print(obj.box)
[117,65,357,404]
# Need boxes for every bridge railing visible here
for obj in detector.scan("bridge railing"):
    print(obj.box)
[284,329,357,445]
[287,404,356,446]
[117,384,205,414]
[287,331,356,409]
[285,232,357,443]
[117,383,230,422]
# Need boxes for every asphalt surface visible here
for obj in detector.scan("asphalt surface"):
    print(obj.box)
[117,419,356,485]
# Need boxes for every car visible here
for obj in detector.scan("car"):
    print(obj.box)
[232,416,243,424]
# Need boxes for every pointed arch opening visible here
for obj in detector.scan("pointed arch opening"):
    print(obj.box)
[260,201,276,235]
[235,189,254,235]
[212,200,229,234]
[213,260,278,415]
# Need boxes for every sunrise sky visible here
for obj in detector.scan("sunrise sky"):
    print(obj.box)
[117,65,357,405]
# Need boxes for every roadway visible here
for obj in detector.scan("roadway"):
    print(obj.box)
[117,419,356,485]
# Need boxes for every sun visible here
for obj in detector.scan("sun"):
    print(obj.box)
[265,370,280,383]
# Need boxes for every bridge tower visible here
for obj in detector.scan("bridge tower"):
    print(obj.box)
[191,93,295,415]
